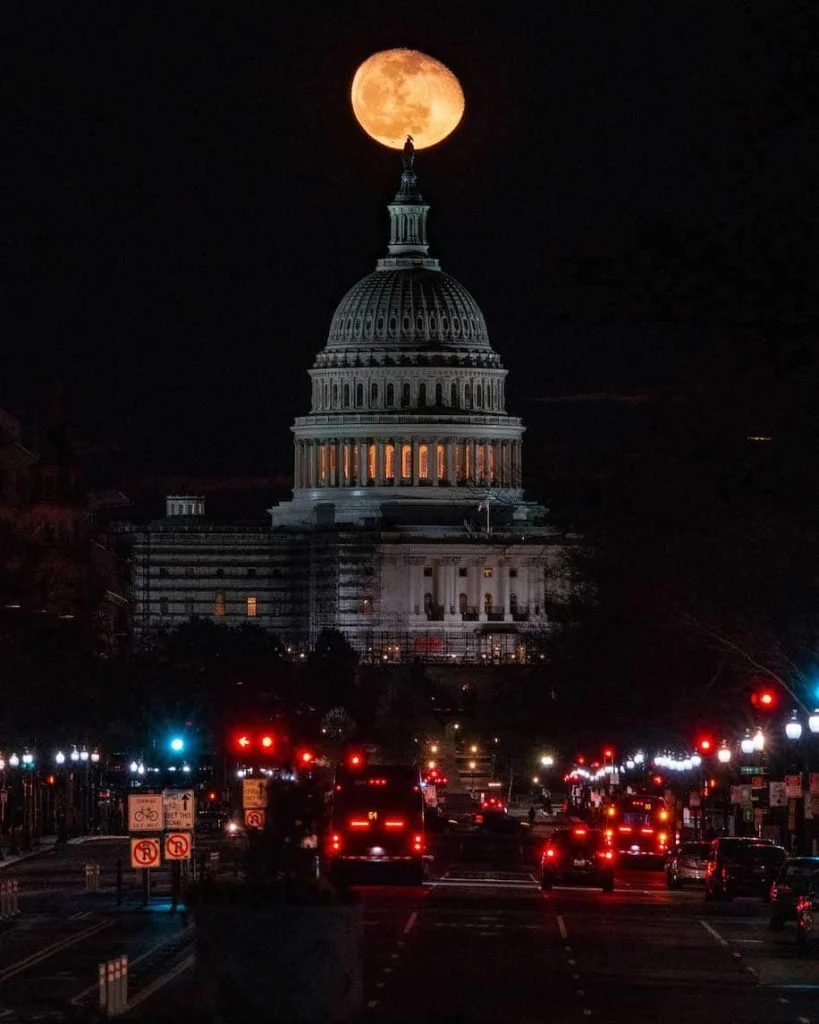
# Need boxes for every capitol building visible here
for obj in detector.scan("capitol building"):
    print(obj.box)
[123,148,574,662]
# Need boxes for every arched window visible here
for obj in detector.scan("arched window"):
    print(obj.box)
[401,444,412,479]
[435,383,443,406]
[418,444,429,478]
[436,444,445,479]
[465,383,472,408]
[386,382,395,406]
[368,443,376,482]
[356,383,364,407]
[385,444,395,480]
[370,382,379,405]
[459,592,468,615]
[333,383,339,406]
[476,384,483,408]
[343,383,351,406]
[484,592,493,614]
[451,382,458,407]
[419,382,427,406]
[402,383,411,408]
[323,383,330,407]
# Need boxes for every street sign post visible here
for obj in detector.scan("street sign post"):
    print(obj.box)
[164,832,192,861]
[242,778,267,810]
[128,794,163,832]
[163,789,195,831]
[130,837,161,870]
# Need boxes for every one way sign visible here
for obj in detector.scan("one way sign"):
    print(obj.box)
[163,789,195,831]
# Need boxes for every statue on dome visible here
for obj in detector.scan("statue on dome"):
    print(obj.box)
[402,135,415,171]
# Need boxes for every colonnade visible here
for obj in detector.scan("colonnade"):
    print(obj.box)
[294,437,522,489]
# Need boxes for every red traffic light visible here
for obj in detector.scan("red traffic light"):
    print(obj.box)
[751,689,777,709]
[260,735,275,749]
[348,752,363,768]
[235,733,252,751]
[697,736,714,753]
[298,750,314,765]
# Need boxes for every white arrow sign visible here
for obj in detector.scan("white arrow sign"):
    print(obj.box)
[163,789,195,831]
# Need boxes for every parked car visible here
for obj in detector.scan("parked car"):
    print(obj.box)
[796,884,818,946]
[705,837,786,901]
[666,841,710,888]
[770,857,819,929]
[541,826,615,892]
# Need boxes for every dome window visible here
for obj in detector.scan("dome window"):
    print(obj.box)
[377,316,385,332]
[429,315,437,334]
[389,315,398,332]
[416,315,424,331]
[354,317,362,332]
[401,383,411,408]
[435,383,443,406]
[403,315,411,331]
[370,382,379,405]
[419,383,427,406]
[386,382,395,407]
[343,384,351,407]
[441,316,449,331]
[365,316,373,333]
[347,317,353,331]
[476,384,483,407]
[332,383,339,406]
[452,318,460,336]
[450,382,458,407]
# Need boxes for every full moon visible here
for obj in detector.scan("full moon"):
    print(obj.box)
[351,48,465,150]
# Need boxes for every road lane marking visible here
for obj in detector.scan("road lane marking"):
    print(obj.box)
[699,919,728,947]
[403,911,417,934]
[0,920,113,981]
[557,915,567,939]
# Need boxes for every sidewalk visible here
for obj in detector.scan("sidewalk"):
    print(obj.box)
[0,834,95,870]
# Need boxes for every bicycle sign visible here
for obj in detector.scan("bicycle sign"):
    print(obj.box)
[130,837,161,869]
[128,794,163,833]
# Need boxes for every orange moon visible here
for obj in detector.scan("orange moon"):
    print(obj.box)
[351,48,465,150]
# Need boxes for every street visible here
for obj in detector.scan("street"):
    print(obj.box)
[1,834,819,1021]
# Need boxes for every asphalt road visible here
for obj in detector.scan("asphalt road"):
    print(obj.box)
[3,832,819,1022]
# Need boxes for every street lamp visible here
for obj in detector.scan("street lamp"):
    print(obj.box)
[809,710,819,735]
[786,712,803,741]
[540,755,554,768]
[717,743,732,764]
[740,732,755,755]
[470,744,478,754]
[9,754,20,768]
[469,760,477,795]
[753,728,765,752]
[55,751,66,765]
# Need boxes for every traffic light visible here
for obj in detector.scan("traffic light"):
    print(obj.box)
[297,749,314,766]
[260,734,275,750]
[169,736,185,753]
[347,751,364,768]
[233,732,252,752]
[751,687,778,710]
[696,736,714,755]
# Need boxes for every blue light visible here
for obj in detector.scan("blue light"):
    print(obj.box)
[170,737,184,753]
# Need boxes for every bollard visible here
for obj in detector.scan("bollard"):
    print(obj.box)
[85,861,101,892]
[99,954,128,1016]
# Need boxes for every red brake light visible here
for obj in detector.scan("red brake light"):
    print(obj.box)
[384,820,406,828]
[597,849,614,860]
[299,750,313,764]
[330,833,342,853]
[348,753,363,767]
[412,834,424,852]
[545,848,556,858]
[349,819,370,828]
[573,827,588,837]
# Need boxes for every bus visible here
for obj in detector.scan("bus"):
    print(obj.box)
[602,794,671,863]
[327,760,425,884]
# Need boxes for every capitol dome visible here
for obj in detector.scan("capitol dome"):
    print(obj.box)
[271,141,526,528]
[326,267,491,351]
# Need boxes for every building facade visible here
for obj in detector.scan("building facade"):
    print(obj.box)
[121,151,575,661]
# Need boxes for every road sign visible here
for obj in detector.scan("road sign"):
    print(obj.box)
[244,808,266,829]
[242,778,267,810]
[785,775,803,799]
[163,789,195,830]
[128,793,163,832]
[769,781,787,807]
[130,836,161,869]
[811,773,819,796]
[164,832,192,861]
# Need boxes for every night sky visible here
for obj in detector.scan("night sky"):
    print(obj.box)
[4,3,815,490]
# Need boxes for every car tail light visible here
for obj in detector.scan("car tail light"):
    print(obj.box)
[619,826,632,833]
[640,828,654,835]
[412,834,424,853]
[597,850,614,860]
[475,814,484,824]
[349,819,371,829]
[545,848,556,859]
[773,884,791,897]
[384,820,406,828]
[330,833,342,853]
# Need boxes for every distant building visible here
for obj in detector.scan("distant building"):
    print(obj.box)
[118,154,576,661]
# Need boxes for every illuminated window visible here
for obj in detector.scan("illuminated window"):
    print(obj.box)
[464,445,471,478]
[385,444,395,479]
[418,444,429,478]
[483,567,493,578]
[362,597,373,615]
[319,445,327,483]
[436,444,444,479]
[477,446,486,480]
[489,446,496,481]
[459,592,468,614]
[368,443,376,481]
[329,444,337,476]
[247,596,257,617]
[401,444,412,478]
[352,443,359,482]
[455,444,463,479]
[215,590,226,617]
[343,444,350,481]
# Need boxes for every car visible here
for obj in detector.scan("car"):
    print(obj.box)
[769,857,819,929]
[704,838,786,901]
[541,826,615,892]
[666,841,710,888]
